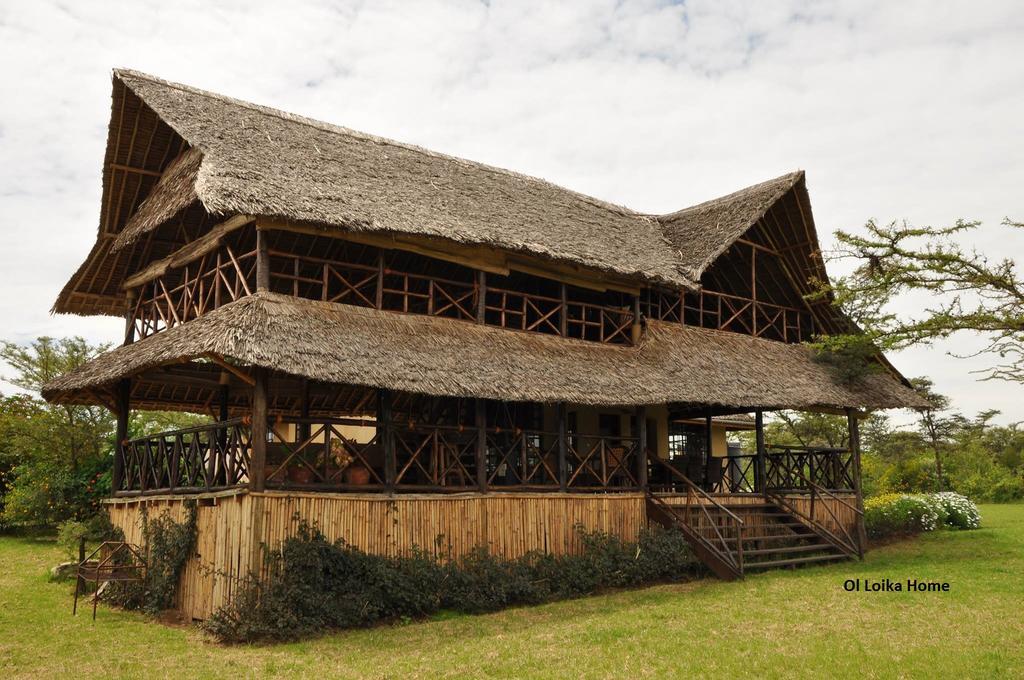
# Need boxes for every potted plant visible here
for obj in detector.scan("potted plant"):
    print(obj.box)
[344,462,371,485]
[287,462,315,484]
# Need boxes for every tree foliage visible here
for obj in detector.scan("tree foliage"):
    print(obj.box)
[817,218,1024,383]
[0,337,209,529]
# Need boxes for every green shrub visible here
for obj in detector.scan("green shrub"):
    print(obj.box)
[204,523,697,643]
[56,514,116,559]
[103,502,197,614]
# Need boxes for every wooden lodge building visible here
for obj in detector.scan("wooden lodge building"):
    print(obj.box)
[44,70,925,620]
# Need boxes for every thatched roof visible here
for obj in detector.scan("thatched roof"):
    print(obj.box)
[658,171,804,280]
[44,292,925,411]
[109,70,688,281]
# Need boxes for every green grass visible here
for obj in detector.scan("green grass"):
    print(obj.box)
[2,505,1023,679]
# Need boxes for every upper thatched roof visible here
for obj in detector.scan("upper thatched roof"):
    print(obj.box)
[44,292,926,411]
[658,171,805,280]
[111,70,688,281]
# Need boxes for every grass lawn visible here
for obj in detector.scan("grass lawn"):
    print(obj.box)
[1,505,1022,679]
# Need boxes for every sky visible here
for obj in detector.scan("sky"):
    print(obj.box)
[0,0,1021,424]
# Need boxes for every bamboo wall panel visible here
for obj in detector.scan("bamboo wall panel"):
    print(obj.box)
[105,490,856,620]
[106,491,649,620]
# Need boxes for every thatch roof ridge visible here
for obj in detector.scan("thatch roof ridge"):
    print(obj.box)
[114,69,645,221]
[43,292,927,411]
[657,170,804,279]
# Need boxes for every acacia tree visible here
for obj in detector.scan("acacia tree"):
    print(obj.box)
[818,218,1023,383]
[910,377,961,490]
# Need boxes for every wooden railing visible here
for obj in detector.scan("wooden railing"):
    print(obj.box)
[130,238,635,345]
[117,418,251,494]
[566,434,641,490]
[265,417,387,491]
[764,465,863,558]
[680,447,853,494]
[647,458,744,579]
[645,288,815,343]
[764,446,854,492]
[486,429,560,489]
[132,247,256,338]
[393,422,478,490]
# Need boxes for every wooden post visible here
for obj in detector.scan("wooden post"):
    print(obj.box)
[477,271,486,323]
[123,290,137,345]
[704,410,714,490]
[379,389,396,492]
[249,367,268,492]
[113,379,130,493]
[631,295,642,345]
[559,283,568,337]
[256,228,270,292]
[299,378,310,443]
[557,402,568,491]
[475,399,487,492]
[636,406,648,489]
[376,252,385,309]
[755,409,766,493]
[847,408,867,558]
[217,373,230,451]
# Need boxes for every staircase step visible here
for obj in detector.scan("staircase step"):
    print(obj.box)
[744,543,836,557]
[744,553,850,570]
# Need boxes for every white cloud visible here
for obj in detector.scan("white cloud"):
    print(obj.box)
[0,0,1021,422]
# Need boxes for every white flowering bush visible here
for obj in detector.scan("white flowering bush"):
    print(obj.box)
[864,492,982,539]
[933,492,982,529]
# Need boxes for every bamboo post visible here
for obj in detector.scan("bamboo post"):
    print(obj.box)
[475,398,487,492]
[636,406,648,489]
[557,402,568,491]
[847,408,867,558]
[755,409,766,493]
[249,367,268,492]
[113,378,130,492]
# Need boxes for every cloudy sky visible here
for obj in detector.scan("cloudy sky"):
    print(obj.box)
[0,0,1021,423]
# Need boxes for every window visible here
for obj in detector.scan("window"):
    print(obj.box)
[667,422,706,460]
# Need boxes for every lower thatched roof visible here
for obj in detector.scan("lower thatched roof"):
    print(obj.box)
[43,293,925,411]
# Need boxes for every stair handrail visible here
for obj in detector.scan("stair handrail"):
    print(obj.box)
[650,458,744,575]
[764,465,862,558]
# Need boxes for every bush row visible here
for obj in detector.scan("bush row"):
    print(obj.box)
[864,491,980,539]
[203,523,698,643]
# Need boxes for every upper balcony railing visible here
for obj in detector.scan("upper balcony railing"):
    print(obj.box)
[129,235,636,345]
[644,288,817,343]
[129,227,815,346]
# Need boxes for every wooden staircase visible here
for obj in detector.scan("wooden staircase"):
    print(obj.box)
[645,462,860,579]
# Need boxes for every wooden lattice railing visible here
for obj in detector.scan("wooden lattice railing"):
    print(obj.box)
[645,288,816,343]
[132,246,256,338]
[117,418,252,494]
[130,238,635,345]
[566,434,641,490]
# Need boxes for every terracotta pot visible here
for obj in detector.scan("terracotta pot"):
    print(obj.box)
[345,463,371,485]
[287,465,315,484]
